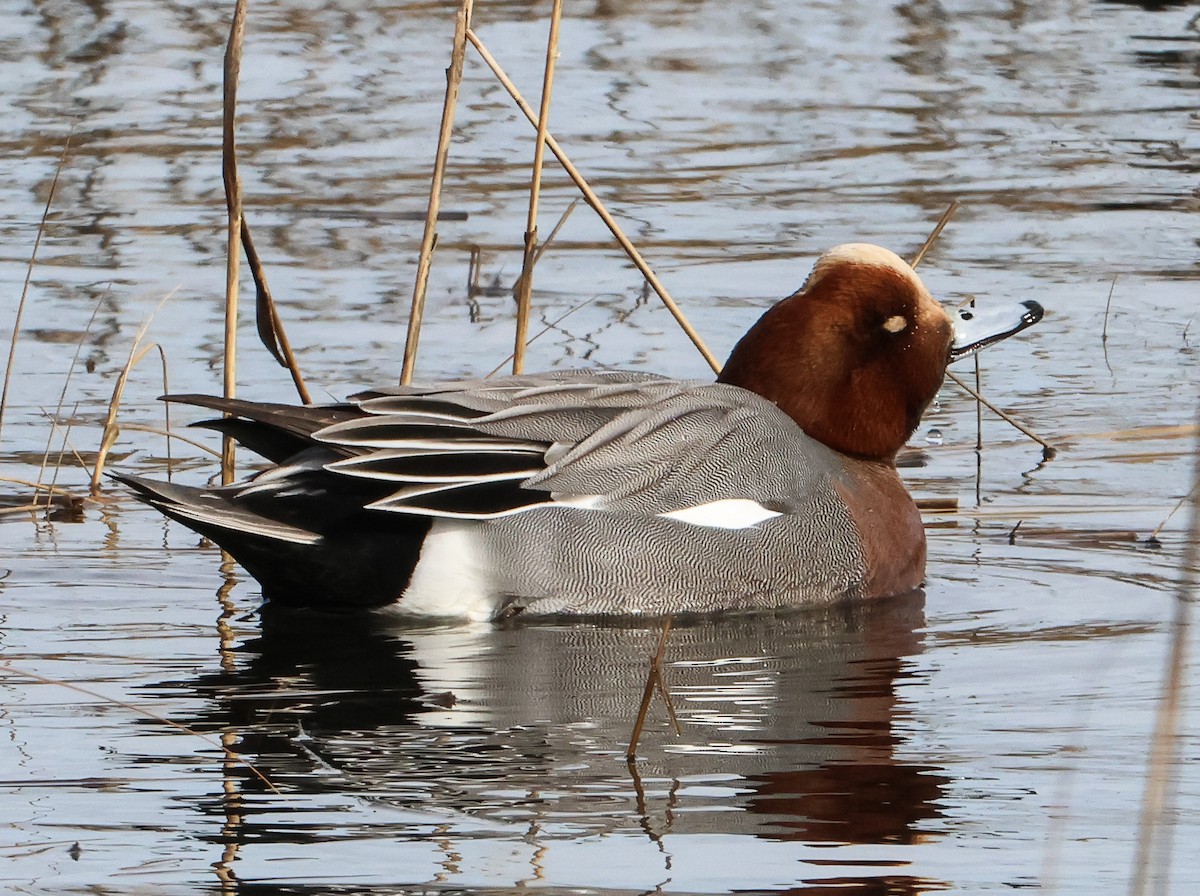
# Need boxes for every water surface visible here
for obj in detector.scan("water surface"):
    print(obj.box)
[2,0,1199,893]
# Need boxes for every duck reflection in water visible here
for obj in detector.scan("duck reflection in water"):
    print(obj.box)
[161,590,949,892]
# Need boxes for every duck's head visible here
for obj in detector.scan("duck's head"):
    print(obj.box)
[717,243,1042,461]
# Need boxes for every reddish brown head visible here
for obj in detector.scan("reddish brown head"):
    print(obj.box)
[717,244,952,461]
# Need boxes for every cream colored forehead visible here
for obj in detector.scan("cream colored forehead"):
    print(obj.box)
[810,243,926,293]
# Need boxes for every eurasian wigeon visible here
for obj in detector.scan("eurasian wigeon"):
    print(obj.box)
[117,243,1042,619]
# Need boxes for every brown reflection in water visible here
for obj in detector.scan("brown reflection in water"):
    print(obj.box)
[742,594,951,849]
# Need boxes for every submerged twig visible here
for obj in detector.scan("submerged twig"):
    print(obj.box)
[512,0,564,375]
[627,617,675,760]
[1,134,71,444]
[401,0,475,385]
[467,29,720,373]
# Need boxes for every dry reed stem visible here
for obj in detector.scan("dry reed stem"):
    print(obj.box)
[945,369,1057,460]
[401,0,474,385]
[221,0,248,485]
[974,300,983,505]
[91,342,155,493]
[90,293,175,493]
[909,199,959,269]
[37,293,104,500]
[467,29,721,373]
[37,407,90,478]
[1129,407,1199,896]
[627,617,674,760]
[156,343,173,479]
[119,424,222,459]
[41,404,84,512]
[0,503,50,516]
[0,475,76,497]
[512,0,565,375]
[0,661,279,795]
[1,135,71,444]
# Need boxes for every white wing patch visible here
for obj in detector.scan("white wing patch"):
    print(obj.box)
[659,499,781,530]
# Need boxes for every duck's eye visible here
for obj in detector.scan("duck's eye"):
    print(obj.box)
[882,315,908,334]
[959,310,974,321]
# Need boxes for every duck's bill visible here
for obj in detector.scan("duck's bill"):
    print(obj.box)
[948,300,1044,363]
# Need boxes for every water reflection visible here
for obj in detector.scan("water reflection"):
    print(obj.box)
[153,592,950,891]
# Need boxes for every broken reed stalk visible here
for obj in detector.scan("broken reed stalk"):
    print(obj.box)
[466,29,721,373]
[627,616,674,760]
[221,0,248,485]
[1129,407,1199,896]
[401,0,474,385]
[945,369,1057,460]
[1,134,71,445]
[0,661,279,795]
[909,199,959,269]
[512,0,565,375]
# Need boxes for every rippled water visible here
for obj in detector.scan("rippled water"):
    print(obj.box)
[2,0,1199,893]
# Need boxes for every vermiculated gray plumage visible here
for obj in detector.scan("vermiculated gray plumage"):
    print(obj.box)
[117,370,873,617]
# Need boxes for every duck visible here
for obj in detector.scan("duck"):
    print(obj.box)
[116,243,1042,620]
